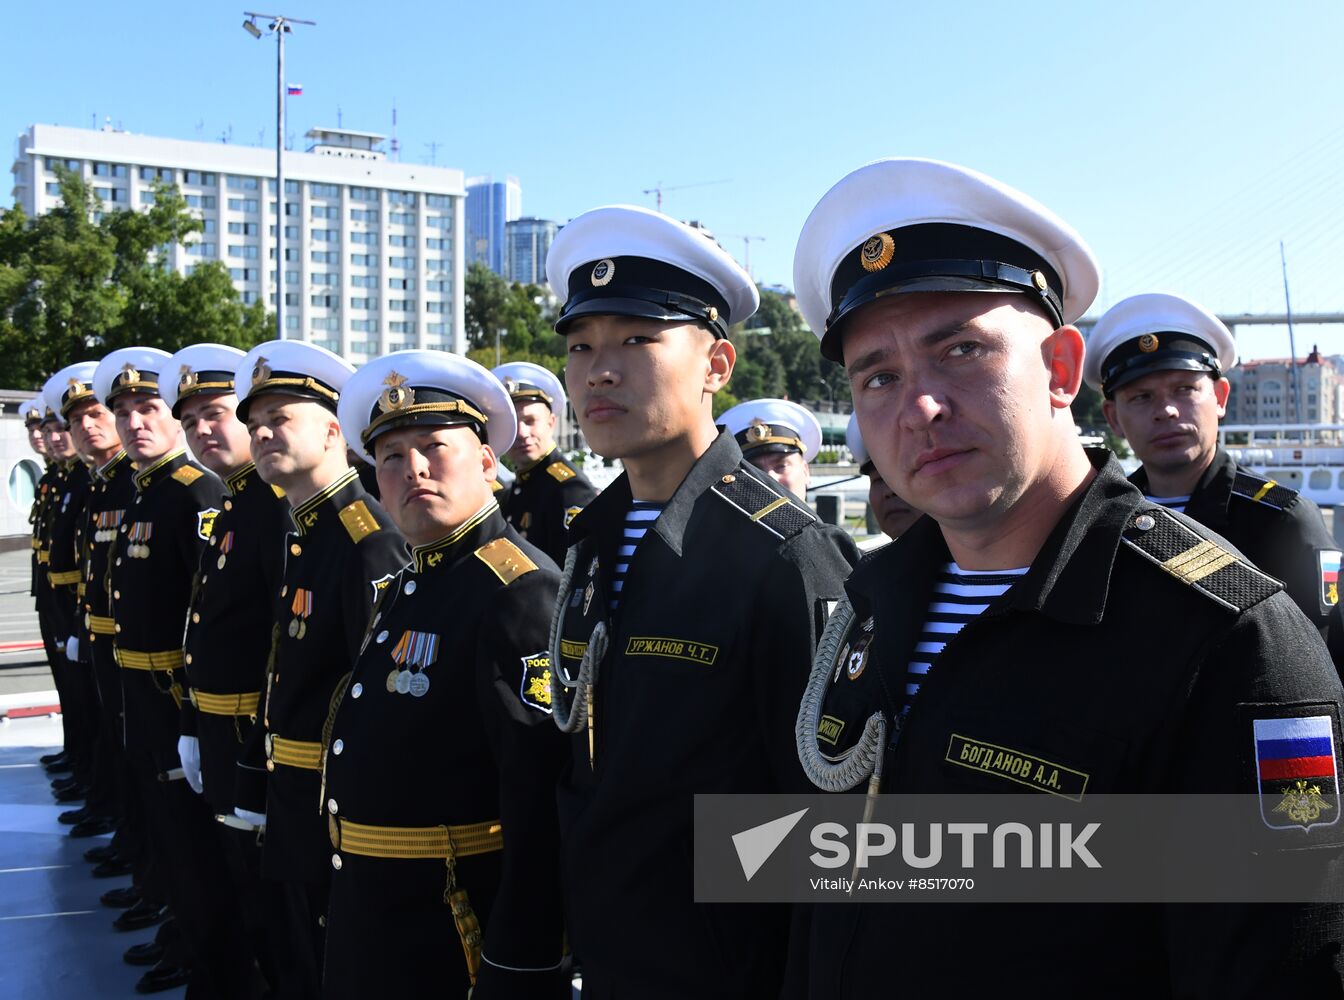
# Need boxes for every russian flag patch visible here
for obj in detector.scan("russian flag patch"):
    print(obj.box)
[1253,715,1340,832]
[1320,550,1341,609]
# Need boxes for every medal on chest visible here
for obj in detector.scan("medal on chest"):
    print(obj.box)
[126,521,153,559]
[215,530,235,569]
[388,629,439,697]
[289,588,313,639]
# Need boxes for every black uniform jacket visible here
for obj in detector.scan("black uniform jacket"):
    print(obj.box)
[503,444,597,566]
[46,460,91,642]
[33,461,63,614]
[247,467,407,884]
[323,502,567,1000]
[554,430,859,999]
[802,450,1344,998]
[82,452,134,655]
[31,460,58,599]
[1131,446,1340,640]
[108,450,223,769]
[181,462,289,815]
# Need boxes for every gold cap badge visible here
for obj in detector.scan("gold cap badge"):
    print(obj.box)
[252,357,272,382]
[591,259,615,287]
[378,371,415,413]
[747,418,771,442]
[179,364,198,389]
[859,233,895,273]
[1138,334,1159,353]
[118,363,141,386]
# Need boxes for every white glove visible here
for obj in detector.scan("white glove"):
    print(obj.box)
[64,636,79,661]
[177,735,203,795]
[234,807,267,828]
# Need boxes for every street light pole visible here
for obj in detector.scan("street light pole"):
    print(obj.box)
[243,11,315,341]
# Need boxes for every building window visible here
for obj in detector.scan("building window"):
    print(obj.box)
[311,250,340,264]
[351,320,376,333]
[388,278,416,290]
[425,215,452,230]
[227,175,260,191]
[229,244,259,259]
[270,201,301,217]
[267,179,301,194]
[312,229,340,243]
[426,279,451,292]
[229,222,259,236]
[388,299,416,312]
[350,253,378,267]
[229,267,258,281]
[350,296,379,310]
[426,301,448,314]
[311,294,339,308]
[269,224,301,239]
[352,274,378,288]
[139,166,173,181]
[389,322,416,335]
[270,269,301,284]
[311,205,340,220]
[425,258,449,272]
[388,256,416,269]
[387,191,417,206]
[351,208,380,223]
[184,171,217,186]
[202,219,217,234]
[241,291,259,304]
[310,183,340,198]
[427,323,449,335]
[425,237,450,250]
[311,317,339,331]
[46,182,62,195]
[350,231,378,245]
[186,242,218,257]
[311,272,340,286]
[389,234,414,247]
[349,186,379,202]
[389,211,416,226]
[185,194,216,209]
[228,198,259,213]
[425,194,451,209]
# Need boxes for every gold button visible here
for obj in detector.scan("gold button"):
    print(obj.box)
[266,760,275,772]
[224,500,233,511]
[115,558,122,565]
[722,474,735,484]
[185,654,193,665]
[280,585,288,597]
[192,613,200,623]
[113,590,120,599]
[114,624,121,633]
[120,525,127,533]
[290,544,302,556]
[209,536,217,546]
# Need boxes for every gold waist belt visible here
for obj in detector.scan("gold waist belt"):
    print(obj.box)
[36,550,49,564]
[269,735,323,770]
[87,615,116,636]
[332,817,503,860]
[48,570,80,586]
[191,690,261,716]
[115,648,185,671]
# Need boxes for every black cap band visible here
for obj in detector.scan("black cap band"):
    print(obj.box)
[735,422,804,459]
[557,256,732,338]
[237,369,339,422]
[60,382,96,419]
[107,368,161,403]
[171,370,236,418]
[822,223,1064,363]
[1100,333,1220,398]
[364,386,488,449]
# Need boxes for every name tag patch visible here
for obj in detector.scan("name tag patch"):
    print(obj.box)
[817,715,846,746]
[625,636,719,666]
[945,733,1090,801]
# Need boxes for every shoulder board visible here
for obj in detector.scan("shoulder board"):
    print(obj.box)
[547,461,576,483]
[338,499,382,543]
[1231,470,1298,511]
[171,466,204,485]
[1121,506,1281,613]
[711,468,817,541]
[271,483,286,499]
[473,537,538,586]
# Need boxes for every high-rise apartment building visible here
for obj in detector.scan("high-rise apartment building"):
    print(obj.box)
[10,123,468,358]
[464,175,521,276]
[504,217,557,285]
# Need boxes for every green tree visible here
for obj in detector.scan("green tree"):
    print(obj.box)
[0,171,269,388]
[464,263,559,358]
[745,290,850,405]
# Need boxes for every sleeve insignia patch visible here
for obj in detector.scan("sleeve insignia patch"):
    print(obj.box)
[519,651,553,714]
[339,500,381,543]
[172,466,204,486]
[369,573,395,604]
[1320,550,1341,609]
[564,505,583,528]
[1254,715,1340,832]
[546,461,576,483]
[196,508,220,541]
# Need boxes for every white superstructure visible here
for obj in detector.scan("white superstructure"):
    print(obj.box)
[10,123,467,359]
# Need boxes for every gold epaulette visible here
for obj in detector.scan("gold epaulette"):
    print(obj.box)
[171,466,204,485]
[473,537,537,585]
[338,500,381,543]
[1121,506,1281,613]
[271,483,286,499]
[546,461,576,483]
[711,468,817,541]
[1231,470,1299,511]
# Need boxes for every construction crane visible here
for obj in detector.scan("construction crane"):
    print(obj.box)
[724,234,766,278]
[642,178,729,211]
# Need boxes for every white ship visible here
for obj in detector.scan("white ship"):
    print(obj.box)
[1220,423,1344,507]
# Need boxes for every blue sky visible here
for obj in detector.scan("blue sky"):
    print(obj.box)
[3,0,1341,358]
